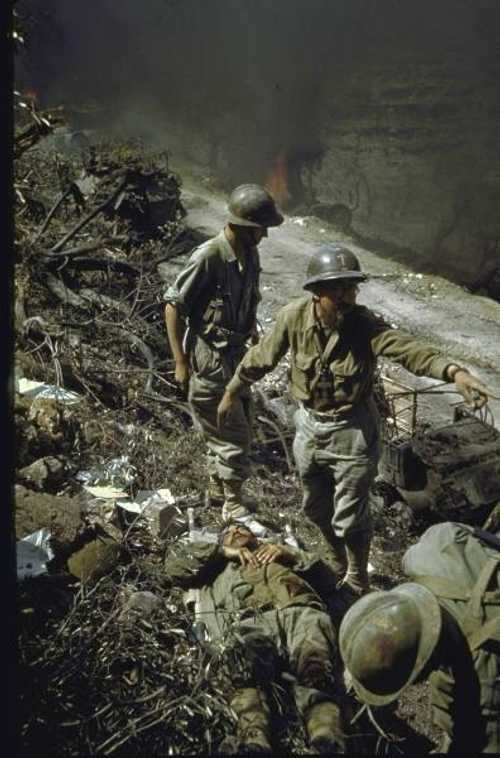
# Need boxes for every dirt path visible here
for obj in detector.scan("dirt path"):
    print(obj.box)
[181,180,500,425]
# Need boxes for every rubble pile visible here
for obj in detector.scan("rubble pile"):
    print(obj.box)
[18,559,236,756]
[13,105,319,755]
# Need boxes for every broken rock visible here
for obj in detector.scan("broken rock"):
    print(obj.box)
[18,456,65,492]
[15,484,84,543]
[67,531,122,583]
[119,591,162,622]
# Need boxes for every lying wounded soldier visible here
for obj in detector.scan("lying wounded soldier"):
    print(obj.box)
[165,523,348,753]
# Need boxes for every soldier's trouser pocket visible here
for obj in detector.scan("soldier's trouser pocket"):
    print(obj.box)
[293,404,378,537]
[189,374,252,481]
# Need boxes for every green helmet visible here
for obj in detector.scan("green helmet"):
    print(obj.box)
[227,184,284,228]
[304,244,367,291]
[339,584,442,706]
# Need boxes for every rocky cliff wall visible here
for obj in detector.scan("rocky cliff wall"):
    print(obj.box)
[308,61,500,294]
[16,0,500,296]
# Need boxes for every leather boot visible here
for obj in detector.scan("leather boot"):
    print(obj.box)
[306,700,346,753]
[317,523,348,582]
[204,475,224,508]
[231,687,272,754]
[222,481,251,522]
[343,530,371,596]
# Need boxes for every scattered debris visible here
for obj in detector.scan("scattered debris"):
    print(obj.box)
[377,375,500,524]
[17,528,54,580]
[76,456,137,489]
[17,378,82,404]
[117,490,184,537]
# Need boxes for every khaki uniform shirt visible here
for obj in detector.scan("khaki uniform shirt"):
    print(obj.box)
[165,540,334,642]
[164,231,261,351]
[227,295,450,413]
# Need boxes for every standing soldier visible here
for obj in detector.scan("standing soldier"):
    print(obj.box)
[217,244,489,594]
[165,184,283,522]
[339,521,500,753]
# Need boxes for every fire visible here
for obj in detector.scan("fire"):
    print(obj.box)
[265,149,290,209]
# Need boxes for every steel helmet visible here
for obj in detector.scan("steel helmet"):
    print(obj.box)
[304,244,367,291]
[227,184,284,228]
[339,584,442,706]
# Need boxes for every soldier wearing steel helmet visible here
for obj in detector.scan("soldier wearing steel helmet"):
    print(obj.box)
[217,244,489,594]
[339,521,500,753]
[164,184,283,522]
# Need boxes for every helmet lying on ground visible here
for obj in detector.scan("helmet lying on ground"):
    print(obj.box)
[339,583,441,706]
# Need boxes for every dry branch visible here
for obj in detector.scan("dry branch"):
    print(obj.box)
[50,177,129,253]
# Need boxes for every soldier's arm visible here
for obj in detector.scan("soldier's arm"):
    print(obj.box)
[228,306,291,391]
[165,303,189,391]
[164,249,214,390]
[369,313,489,408]
[164,540,225,589]
[217,307,290,426]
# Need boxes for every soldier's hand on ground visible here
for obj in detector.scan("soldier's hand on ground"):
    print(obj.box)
[222,545,259,567]
[454,370,489,409]
[254,543,296,565]
[217,390,237,428]
[174,360,190,395]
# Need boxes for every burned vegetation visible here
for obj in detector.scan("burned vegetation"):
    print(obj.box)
[13,102,311,756]
[13,99,500,756]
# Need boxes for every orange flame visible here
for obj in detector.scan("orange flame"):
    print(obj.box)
[265,149,290,209]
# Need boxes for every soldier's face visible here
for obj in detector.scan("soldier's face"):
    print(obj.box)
[238,226,268,247]
[313,280,360,325]
[246,226,268,245]
[223,525,257,549]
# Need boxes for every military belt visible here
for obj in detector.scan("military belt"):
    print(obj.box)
[302,403,354,422]
[200,325,249,350]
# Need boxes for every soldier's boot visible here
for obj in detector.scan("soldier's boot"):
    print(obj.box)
[231,687,272,754]
[221,480,252,523]
[306,700,346,754]
[317,523,348,582]
[342,530,371,596]
[204,475,225,508]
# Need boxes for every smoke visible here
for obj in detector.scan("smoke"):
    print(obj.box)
[15,0,500,196]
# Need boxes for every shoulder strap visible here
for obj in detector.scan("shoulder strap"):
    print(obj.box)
[414,559,500,650]
[462,557,500,648]
[467,558,499,620]
[411,574,470,601]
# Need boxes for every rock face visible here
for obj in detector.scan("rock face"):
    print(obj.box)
[307,61,500,297]
[18,0,500,296]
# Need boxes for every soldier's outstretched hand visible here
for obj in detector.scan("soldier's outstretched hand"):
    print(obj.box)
[454,370,489,409]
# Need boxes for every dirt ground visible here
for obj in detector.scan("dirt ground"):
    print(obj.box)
[14,138,500,755]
